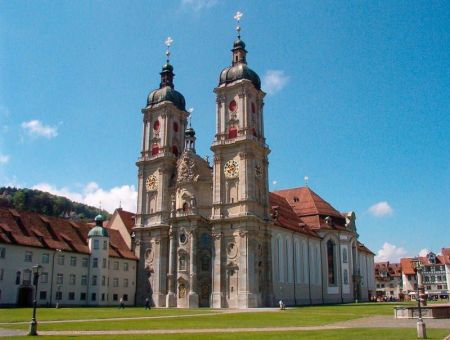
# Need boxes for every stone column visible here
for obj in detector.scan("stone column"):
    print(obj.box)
[166,227,176,307]
[188,227,199,307]
[211,227,223,308]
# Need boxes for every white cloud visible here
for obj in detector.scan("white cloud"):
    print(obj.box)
[32,182,137,213]
[0,154,9,165]
[419,248,430,257]
[181,0,218,11]
[262,70,290,95]
[21,120,58,139]
[375,242,408,262]
[368,201,393,217]
[272,180,278,185]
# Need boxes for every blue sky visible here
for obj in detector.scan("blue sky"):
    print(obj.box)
[0,0,449,262]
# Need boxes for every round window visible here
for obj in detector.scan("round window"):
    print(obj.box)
[229,100,237,112]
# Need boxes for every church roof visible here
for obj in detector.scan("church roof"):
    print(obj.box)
[273,187,347,230]
[268,192,319,238]
[0,207,136,260]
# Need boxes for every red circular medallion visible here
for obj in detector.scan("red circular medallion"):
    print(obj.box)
[153,120,160,131]
[229,100,237,112]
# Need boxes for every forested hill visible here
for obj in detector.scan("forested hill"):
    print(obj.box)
[0,187,110,220]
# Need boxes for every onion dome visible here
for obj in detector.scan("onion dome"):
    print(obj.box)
[146,63,186,111]
[88,214,109,238]
[218,35,260,89]
[146,37,186,111]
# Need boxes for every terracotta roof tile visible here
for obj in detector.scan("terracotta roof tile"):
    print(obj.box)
[273,187,346,230]
[116,209,135,233]
[400,258,416,275]
[0,207,136,260]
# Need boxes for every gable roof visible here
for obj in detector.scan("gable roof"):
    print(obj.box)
[0,207,136,260]
[115,208,135,233]
[268,192,319,238]
[273,187,346,230]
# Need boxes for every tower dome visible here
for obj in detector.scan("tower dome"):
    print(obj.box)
[88,214,109,238]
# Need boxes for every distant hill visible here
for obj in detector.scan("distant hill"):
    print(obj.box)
[0,187,110,220]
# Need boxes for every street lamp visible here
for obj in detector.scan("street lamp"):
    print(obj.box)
[412,257,427,339]
[28,264,42,336]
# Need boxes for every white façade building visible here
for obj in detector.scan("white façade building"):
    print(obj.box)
[0,208,137,306]
[132,22,376,308]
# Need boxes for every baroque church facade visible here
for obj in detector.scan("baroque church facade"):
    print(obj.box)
[133,30,375,308]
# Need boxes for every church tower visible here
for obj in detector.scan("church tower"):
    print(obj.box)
[210,12,271,308]
[135,38,189,306]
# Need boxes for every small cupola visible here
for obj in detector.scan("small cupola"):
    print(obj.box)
[184,112,196,152]
[88,214,109,238]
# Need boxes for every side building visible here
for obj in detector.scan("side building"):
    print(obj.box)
[374,262,403,300]
[0,207,137,306]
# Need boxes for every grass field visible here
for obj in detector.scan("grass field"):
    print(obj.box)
[1,303,449,339]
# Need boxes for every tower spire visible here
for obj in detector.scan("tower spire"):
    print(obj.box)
[160,36,175,88]
[185,108,196,152]
[231,11,247,66]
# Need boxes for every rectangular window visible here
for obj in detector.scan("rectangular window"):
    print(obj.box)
[92,275,97,286]
[25,251,33,262]
[57,255,65,265]
[92,258,98,268]
[42,253,49,264]
[55,291,62,300]
[123,278,129,288]
[70,256,77,266]
[0,268,3,281]
[103,240,107,250]
[69,274,76,285]
[113,278,119,287]
[39,291,47,300]
[101,293,105,301]
[81,275,87,286]
[82,257,89,267]
[91,293,96,301]
[437,285,442,290]
[102,276,106,286]
[123,294,128,301]
[124,262,129,271]
[56,273,63,285]
[40,272,48,283]
[113,261,119,270]
[437,275,442,281]
[68,292,75,301]
[113,293,118,301]
[80,292,86,301]
[93,239,99,249]
[0,247,5,258]
[102,258,107,268]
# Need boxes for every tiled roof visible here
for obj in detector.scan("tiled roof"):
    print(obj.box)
[400,258,416,275]
[375,261,402,278]
[273,187,346,230]
[268,192,319,238]
[116,209,135,233]
[357,241,375,255]
[0,207,136,260]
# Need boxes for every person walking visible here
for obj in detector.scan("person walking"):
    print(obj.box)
[119,296,125,309]
[144,297,151,310]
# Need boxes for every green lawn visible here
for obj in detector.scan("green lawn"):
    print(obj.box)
[0,307,217,323]
[0,303,418,331]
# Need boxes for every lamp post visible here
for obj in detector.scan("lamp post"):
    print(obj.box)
[412,257,427,339]
[28,264,42,336]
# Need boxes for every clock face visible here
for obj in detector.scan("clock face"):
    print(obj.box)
[145,175,157,191]
[228,100,237,112]
[224,160,239,179]
[255,163,262,178]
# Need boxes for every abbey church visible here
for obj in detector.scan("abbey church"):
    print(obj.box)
[132,25,375,308]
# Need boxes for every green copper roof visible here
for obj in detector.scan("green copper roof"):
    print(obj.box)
[219,64,261,90]
[147,86,186,111]
[88,226,109,238]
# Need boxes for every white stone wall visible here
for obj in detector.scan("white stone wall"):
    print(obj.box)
[0,244,136,306]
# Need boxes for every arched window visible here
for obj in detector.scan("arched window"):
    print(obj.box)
[151,144,159,156]
[153,120,160,131]
[23,269,31,285]
[277,236,284,283]
[343,269,349,285]
[172,145,179,157]
[182,202,189,212]
[179,255,187,271]
[201,256,210,271]
[286,238,292,283]
[327,240,336,285]
[16,271,21,285]
[342,248,348,263]
[228,126,237,139]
